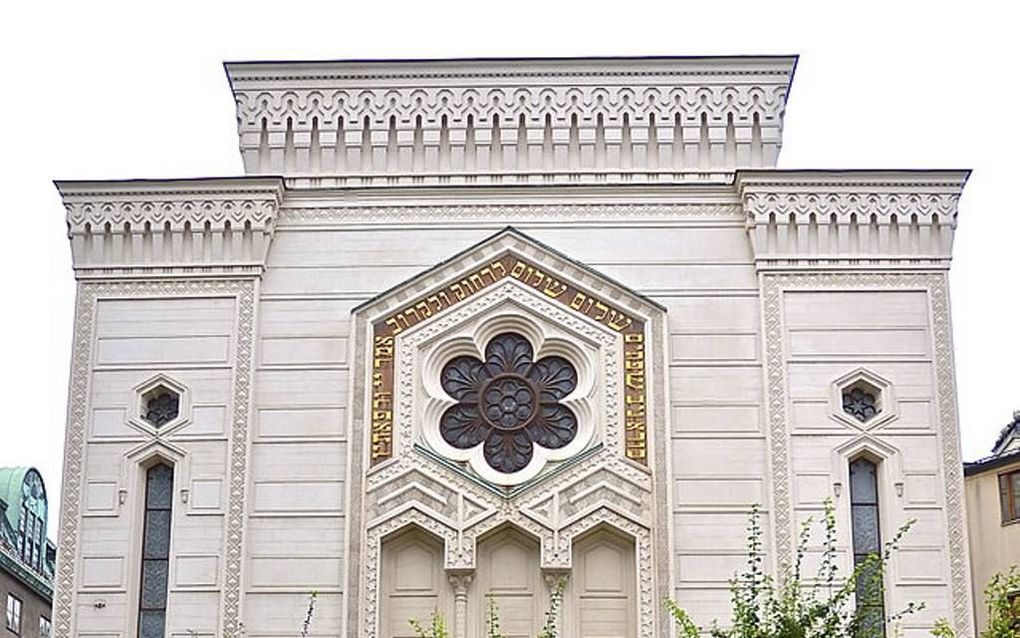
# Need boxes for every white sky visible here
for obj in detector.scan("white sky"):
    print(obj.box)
[1,1,1017,538]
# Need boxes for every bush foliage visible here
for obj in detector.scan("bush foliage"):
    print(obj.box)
[666,501,922,638]
[933,566,1020,638]
[409,575,567,638]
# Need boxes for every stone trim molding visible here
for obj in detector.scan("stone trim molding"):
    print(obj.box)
[738,171,969,269]
[280,202,744,225]
[226,56,795,176]
[56,178,284,276]
[53,280,256,638]
[759,272,974,638]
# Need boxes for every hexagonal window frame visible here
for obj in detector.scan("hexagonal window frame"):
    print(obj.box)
[128,374,192,437]
[829,368,897,431]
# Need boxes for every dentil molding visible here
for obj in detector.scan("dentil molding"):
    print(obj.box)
[226,56,795,177]
[737,170,970,269]
[56,177,284,277]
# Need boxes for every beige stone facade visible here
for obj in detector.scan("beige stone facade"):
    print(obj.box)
[51,57,974,638]
[964,414,1020,632]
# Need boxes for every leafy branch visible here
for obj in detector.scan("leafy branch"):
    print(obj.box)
[409,610,449,638]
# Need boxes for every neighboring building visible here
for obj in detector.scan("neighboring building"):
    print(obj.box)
[0,467,55,638]
[965,411,1020,631]
[52,56,975,638]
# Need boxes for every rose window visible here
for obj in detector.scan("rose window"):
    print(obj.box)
[440,332,578,474]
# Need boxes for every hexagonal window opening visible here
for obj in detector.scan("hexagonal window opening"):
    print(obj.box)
[841,380,882,424]
[141,385,181,428]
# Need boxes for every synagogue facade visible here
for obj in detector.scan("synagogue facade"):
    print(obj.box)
[53,56,974,638]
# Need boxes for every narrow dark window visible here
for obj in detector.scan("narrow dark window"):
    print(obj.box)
[31,515,39,567]
[138,463,174,638]
[1000,470,1020,524]
[16,504,26,558]
[17,502,44,571]
[36,524,45,571]
[850,457,885,637]
[39,616,52,638]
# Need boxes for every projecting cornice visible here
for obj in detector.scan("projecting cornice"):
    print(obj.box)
[736,170,970,271]
[55,177,285,278]
[225,56,797,180]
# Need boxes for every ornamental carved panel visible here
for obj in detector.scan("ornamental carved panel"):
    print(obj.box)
[439,332,579,475]
[349,231,669,638]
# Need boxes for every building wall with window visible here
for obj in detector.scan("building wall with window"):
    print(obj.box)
[51,57,975,638]
[964,412,1020,632]
[3,568,52,638]
[1,468,54,638]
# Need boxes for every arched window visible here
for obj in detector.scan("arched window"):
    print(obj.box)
[849,457,885,636]
[138,463,174,638]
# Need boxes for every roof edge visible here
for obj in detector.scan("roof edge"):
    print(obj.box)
[224,54,799,81]
[54,176,286,199]
[736,168,971,182]
[735,169,972,192]
[964,449,1020,476]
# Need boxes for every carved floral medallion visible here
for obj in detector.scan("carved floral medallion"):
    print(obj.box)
[440,332,578,474]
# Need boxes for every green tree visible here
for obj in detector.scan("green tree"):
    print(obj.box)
[982,567,1020,638]
[486,593,505,638]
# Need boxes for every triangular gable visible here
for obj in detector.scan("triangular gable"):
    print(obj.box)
[354,226,664,321]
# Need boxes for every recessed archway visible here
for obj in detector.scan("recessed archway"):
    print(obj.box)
[380,526,451,638]
[566,526,637,638]
[472,526,543,638]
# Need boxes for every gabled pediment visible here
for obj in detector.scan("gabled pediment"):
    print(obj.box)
[354,227,663,484]
[354,226,664,324]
